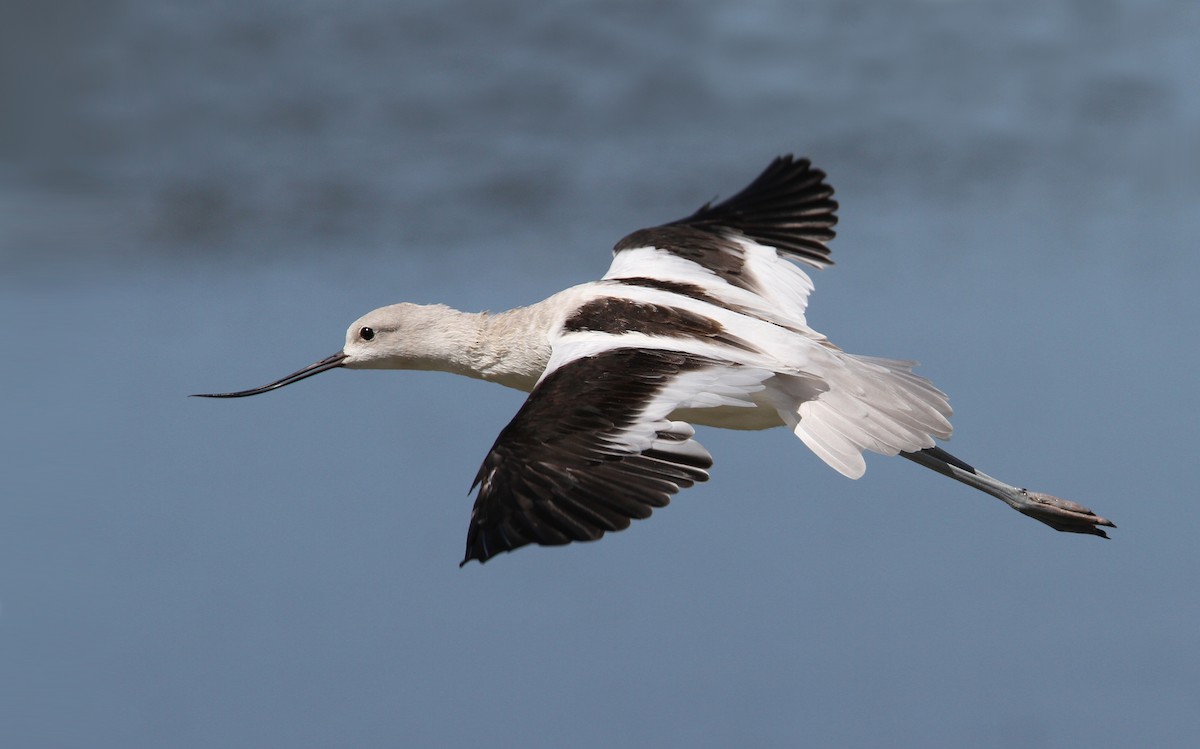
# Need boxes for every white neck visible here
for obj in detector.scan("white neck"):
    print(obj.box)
[470,305,554,391]
[395,304,551,392]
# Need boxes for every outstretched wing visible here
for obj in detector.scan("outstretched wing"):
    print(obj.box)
[461,346,771,565]
[604,155,838,327]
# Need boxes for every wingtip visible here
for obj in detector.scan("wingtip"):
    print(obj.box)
[459,545,482,567]
[460,546,500,567]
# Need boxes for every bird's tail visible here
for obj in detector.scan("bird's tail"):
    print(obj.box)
[770,353,953,478]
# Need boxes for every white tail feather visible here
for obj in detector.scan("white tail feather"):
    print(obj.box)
[774,353,953,479]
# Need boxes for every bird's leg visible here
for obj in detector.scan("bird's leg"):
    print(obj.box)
[900,446,1115,538]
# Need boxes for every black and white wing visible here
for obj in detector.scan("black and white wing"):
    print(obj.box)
[604,155,838,328]
[461,347,772,565]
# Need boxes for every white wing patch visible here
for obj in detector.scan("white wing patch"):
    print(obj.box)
[603,240,818,330]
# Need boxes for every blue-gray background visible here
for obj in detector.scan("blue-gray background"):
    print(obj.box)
[3,1,1198,746]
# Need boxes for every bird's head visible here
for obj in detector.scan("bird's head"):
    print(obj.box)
[193,303,471,398]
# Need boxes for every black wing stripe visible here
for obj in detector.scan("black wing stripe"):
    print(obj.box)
[461,349,718,565]
[609,277,726,306]
[564,296,760,353]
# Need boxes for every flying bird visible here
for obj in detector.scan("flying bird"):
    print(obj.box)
[197,155,1113,564]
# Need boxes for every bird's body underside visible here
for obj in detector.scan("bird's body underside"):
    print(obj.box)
[196,155,1114,566]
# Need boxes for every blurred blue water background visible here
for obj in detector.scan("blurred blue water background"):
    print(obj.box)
[2,1,1198,747]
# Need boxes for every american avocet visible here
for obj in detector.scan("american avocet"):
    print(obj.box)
[197,155,1114,564]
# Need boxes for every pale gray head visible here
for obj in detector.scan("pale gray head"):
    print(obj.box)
[193,303,468,398]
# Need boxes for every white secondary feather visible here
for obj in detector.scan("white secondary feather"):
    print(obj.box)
[603,241,819,330]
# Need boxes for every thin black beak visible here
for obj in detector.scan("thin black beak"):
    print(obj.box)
[192,351,348,398]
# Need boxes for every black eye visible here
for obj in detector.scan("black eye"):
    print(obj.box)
[359,327,375,341]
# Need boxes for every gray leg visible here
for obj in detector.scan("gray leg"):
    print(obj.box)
[901,446,1115,538]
